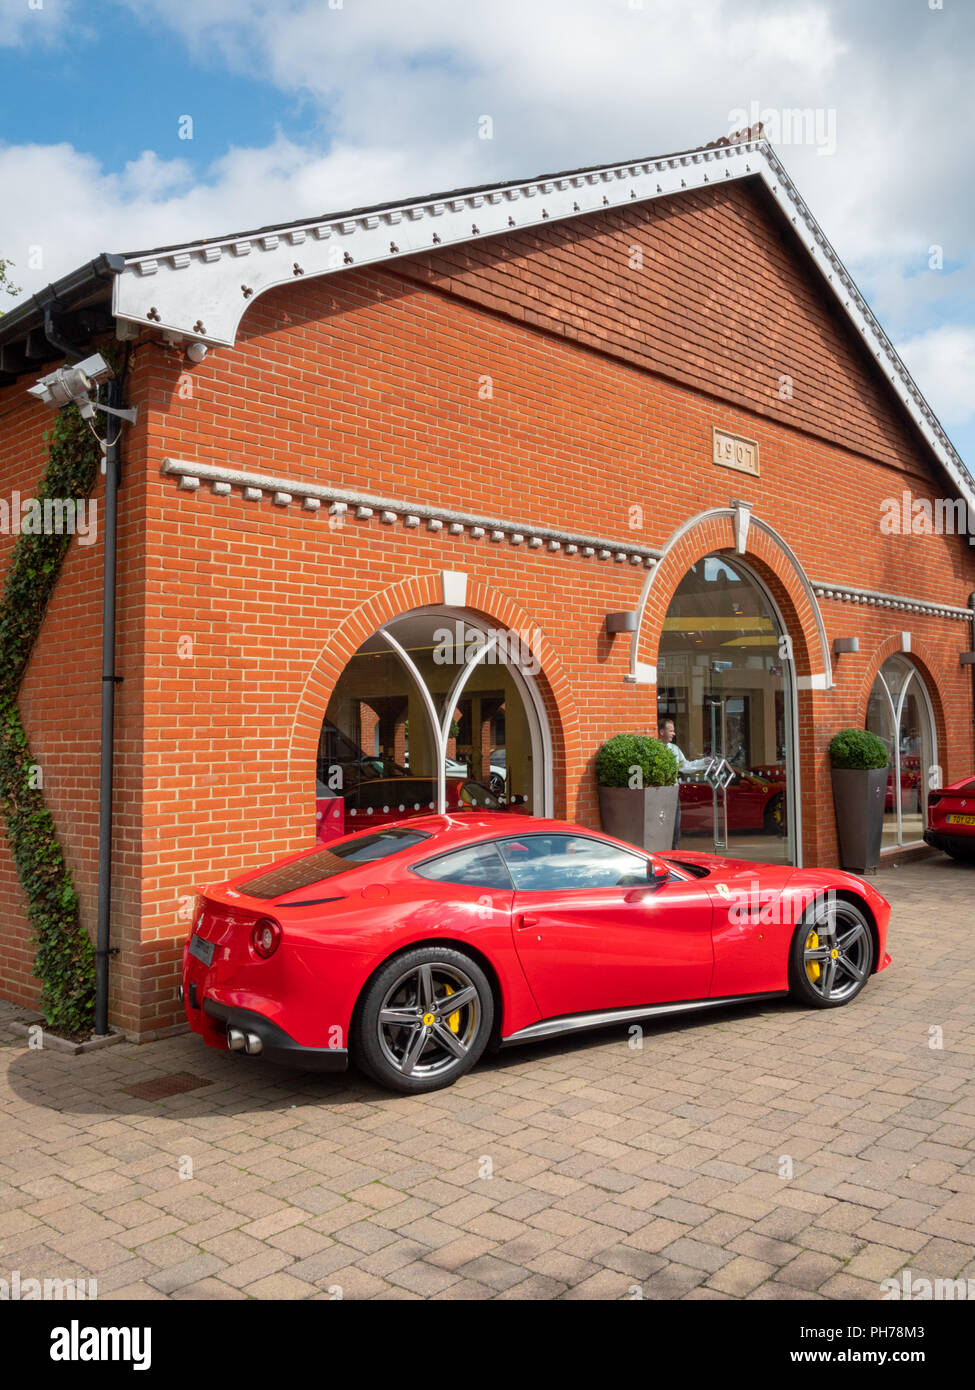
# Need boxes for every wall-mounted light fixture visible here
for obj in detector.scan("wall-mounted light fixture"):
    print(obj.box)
[605,611,637,635]
[833,636,860,655]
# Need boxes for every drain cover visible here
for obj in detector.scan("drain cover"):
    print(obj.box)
[122,1072,214,1101]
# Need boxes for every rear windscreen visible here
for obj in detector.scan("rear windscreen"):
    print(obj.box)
[240,828,429,899]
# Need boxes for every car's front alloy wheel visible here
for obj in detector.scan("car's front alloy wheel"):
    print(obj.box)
[790,898,875,1008]
[354,948,494,1093]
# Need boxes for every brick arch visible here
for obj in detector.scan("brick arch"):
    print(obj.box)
[289,572,580,818]
[855,637,949,762]
[633,509,831,683]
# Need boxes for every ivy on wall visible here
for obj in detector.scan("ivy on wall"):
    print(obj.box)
[0,400,102,1033]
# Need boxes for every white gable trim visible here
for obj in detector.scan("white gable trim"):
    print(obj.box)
[113,135,975,522]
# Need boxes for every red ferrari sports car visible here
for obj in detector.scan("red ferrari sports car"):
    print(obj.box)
[925,775,975,861]
[181,813,892,1094]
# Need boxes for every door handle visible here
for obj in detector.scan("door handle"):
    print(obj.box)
[516,915,539,931]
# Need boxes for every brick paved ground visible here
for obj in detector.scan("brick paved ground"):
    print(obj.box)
[1,857,973,1301]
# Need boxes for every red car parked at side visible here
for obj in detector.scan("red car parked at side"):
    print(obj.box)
[314,720,514,842]
[182,813,891,1094]
[925,776,975,861]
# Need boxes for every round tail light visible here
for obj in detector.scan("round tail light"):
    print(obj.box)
[251,918,282,959]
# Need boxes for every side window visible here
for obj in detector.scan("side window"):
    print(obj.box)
[498,835,649,891]
[412,842,514,891]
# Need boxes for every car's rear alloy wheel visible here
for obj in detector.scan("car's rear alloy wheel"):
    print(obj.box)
[354,948,494,1093]
[789,898,875,1008]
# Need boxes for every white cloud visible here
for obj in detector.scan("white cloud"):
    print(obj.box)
[896,326,975,429]
[0,0,74,48]
[0,135,439,293]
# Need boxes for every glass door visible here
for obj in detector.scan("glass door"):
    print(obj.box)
[866,656,937,848]
[658,555,794,865]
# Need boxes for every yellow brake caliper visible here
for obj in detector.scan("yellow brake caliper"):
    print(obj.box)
[443,982,460,1034]
[805,929,821,983]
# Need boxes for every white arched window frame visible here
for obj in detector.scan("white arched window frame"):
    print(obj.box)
[369,607,553,817]
[869,656,939,846]
[377,624,500,814]
[326,606,550,817]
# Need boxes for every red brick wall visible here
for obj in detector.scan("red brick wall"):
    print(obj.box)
[0,361,151,1031]
[398,179,932,476]
[1,175,973,1034]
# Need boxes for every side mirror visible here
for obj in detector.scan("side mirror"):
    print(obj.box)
[646,856,671,888]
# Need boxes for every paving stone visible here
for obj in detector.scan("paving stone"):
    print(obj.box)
[706,1255,779,1297]
[642,1261,709,1300]
[147,1254,227,1294]
[385,1261,460,1295]
[773,1250,844,1291]
[727,1232,805,1267]
[844,1243,918,1281]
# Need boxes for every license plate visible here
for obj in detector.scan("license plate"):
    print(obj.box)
[189,934,215,967]
[946,814,975,826]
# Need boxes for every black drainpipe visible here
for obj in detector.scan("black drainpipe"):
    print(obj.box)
[94,376,123,1036]
[40,307,127,1036]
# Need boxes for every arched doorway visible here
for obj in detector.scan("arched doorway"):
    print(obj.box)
[657,554,798,864]
[314,607,551,839]
[866,655,938,849]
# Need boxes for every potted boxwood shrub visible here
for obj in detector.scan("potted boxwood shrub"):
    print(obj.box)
[829,728,890,873]
[596,734,679,853]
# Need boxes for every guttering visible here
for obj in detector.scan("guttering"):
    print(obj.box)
[0,253,124,368]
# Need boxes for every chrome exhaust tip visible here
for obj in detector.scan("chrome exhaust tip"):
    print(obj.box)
[227,1027,246,1052]
[244,1032,263,1056]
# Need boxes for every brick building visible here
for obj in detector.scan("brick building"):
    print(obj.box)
[1,128,974,1037]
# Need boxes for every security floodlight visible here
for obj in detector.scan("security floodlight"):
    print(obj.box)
[27,353,136,425]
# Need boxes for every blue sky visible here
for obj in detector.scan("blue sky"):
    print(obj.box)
[1,0,973,470]
[0,7,326,177]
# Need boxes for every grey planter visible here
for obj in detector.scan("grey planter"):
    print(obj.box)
[830,767,888,873]
[598,784,678,853]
